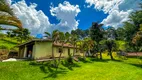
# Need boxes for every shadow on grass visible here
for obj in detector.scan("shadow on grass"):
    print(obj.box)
[61,61,81,71]
[129,63,142,68]
[88,58,123,63]
[89,58,109,62]
[30,61,67,78]
[78,57,92,63]
[29,60,81,79]
[43,67,67,79]
[127,56,142,60]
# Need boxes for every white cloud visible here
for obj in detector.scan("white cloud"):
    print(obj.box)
[10,0,52,35]
[85,0,142,28]
[50,1,80,32]
[102,10,132,28]
[8,0,80,35]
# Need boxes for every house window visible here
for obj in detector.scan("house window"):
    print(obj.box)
[76,49,79,53]
[58,48,63,53]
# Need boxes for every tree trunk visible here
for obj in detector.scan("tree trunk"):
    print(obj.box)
[56,52,63,70]
[52,43,56,66]
[100,51,102,60]
[73,43,76,56]
[110,51,114,60]
[56,43,64,70]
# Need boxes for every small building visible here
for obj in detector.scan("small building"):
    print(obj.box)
[18,39,81,59]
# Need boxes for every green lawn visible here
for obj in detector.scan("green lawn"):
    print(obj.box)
[0,56,142,80]
[0,38,18,49]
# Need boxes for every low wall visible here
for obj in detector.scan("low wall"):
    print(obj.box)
[127,52,142,56]
[0,49,9,60]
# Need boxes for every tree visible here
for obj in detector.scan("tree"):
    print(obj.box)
[98,40,107,59]
[56,32,65,69]
[51,30,60,67]
[11,28,30,43]
[132,25,142,52]
[83,38,94,57]
[0,0,13,15]
[116,27,125,40]
[89,22,104,59]
[105,40,116,60]
[6,31,11,38]
[104,26,117,60]
[0,0,22,29]
[71,29,89,39]
[44,32,51,39]
[121,4,142,52]
[106,27,116,40]
[70,34,78,56]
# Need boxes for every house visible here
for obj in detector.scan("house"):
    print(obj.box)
[18,39,82,59]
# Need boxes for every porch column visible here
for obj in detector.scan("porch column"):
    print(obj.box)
[23,45,27,58]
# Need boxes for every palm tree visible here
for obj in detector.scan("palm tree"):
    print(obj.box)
[51,30,60,67]
[70,34,78,56]
[0,0,22,29]
[56,32,65,68]
[52,30,67,70]
[44,32,51,39]
[0,15,22,28]
[0,0,14,15]
[89,22,104,58]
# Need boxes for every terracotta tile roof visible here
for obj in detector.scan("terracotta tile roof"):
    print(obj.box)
[53,42,74,48]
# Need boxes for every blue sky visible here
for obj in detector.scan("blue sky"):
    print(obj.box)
[7,0,142,35]
[13,0,108,30]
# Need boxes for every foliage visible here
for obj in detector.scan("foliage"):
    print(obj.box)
[44,32,51,39]
[116,5,142,52]
[105,40,117,60]
[89,22,104,43]
[0,33,6,39]
[115,40,126,51]
[0,0,22,28]
[0,45,8,49]
[89,22,104,59]
[9,28,31,43]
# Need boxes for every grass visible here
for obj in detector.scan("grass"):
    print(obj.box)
[0,37,19,50]
[0,54,142,80]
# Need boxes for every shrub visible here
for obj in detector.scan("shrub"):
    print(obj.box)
[0,45,8,49]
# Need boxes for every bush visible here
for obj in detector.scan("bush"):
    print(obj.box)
[0,45,8,49]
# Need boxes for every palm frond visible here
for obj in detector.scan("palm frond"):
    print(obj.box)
[0,15,22,29]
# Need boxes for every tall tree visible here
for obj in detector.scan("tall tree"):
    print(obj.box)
[70,34,78,56]
[122,4,142,52]
[132,25,142,52]
[89,22,104,59]
[105,40,116,60]
[116,27,125,40]
[51,30,60,67]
